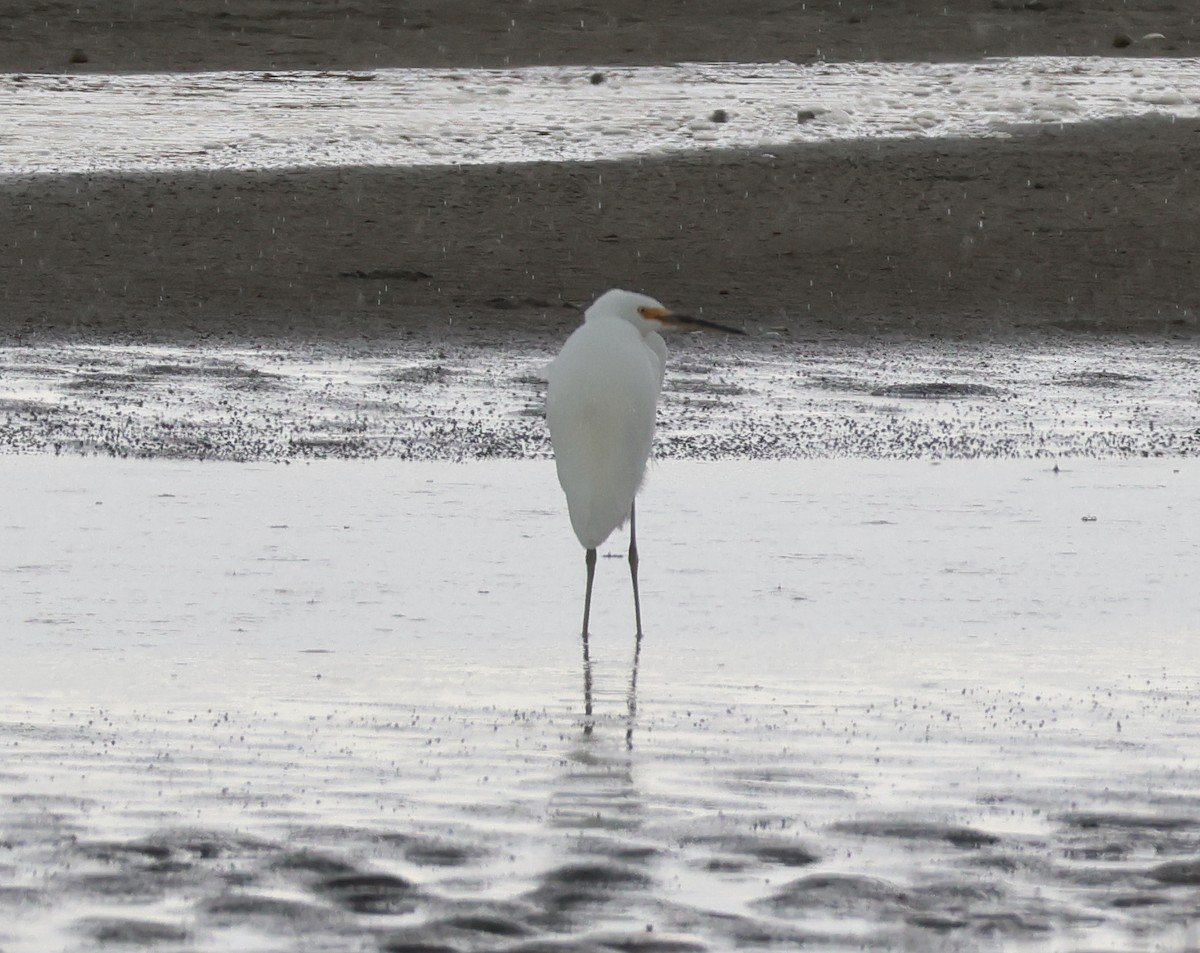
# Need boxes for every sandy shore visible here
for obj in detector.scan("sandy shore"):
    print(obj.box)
[4,116,1197,344]
[2,0,1195,73]
[2,3,1197,343]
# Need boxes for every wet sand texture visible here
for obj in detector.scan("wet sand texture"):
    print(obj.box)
[3,0,1199,343]
[2,336,1197,460]
[4,117,1198,343]
[3,0,1196,73]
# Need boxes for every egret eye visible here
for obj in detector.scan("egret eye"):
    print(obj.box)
[637,306,649,317]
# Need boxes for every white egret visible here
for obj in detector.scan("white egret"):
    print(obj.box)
[546,289,744,640]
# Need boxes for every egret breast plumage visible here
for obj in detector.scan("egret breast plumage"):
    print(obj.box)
[547,295,665,549]
[545,288,744,641]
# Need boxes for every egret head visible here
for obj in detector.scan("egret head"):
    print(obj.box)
[586,289,745,335]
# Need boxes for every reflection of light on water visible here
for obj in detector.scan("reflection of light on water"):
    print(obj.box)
[2,57,1199,176]
[2,456,1199,950]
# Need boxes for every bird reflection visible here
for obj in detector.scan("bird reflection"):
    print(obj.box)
[534,661,652,928]
[625,634,642,751]
[552,641,647,839]
[582,641,594,738]
[580,631,642,751]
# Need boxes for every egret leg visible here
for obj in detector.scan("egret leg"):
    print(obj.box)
[582,547,597,641]
[625,627,643,750]
[629,500,644,639]
[582,649,594,738]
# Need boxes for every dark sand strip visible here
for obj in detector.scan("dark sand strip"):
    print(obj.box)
[3,0,1194,74]
[3,118,1196,344]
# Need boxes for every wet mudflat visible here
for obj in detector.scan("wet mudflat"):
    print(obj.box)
[1,335,1197,460]
[3,455,1199,952]
[5,60,1199,176]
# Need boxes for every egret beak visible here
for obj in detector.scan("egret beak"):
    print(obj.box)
[641,306,745,335]
[665,313,746,335]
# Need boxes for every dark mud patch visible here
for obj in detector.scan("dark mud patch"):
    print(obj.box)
[76,917,191,944]
[63,364,282,394]
[758,873,910,915]
[65,831,278,903]
[572,839,664,866]
[806,373,875,393]
[525,861,654,926]
[439,911,537,937]
[286,435,371,455]
[870,382,1005,399]
[482,295,566,310]
[1054,811,1200,866]
[831,818,1001,848]
[380,908,540,953]
[681,834,820,870]
[1109,892,1171,908]
[383,363,456,385]
[340,268,432,281]
[376,832,487,867]
[1057,811,1200,833]
[318,872,421,915]
[758,874,1084,938]
[267,848,361,878]
[138,360,252,377]
[77,840,175,865]
[1148,858,1200,885]
[537,861,652,891]
[200,891,336,925]
[714,764,857,800]
[0,398,60,414]
[138,360,285,390]
[65,371,144,390]
[0,885,44,907]
[0,362,71,377]
[67,870,184,902]
[1055,370,1153,387]
[667,378,749,397]
[84,829,268,862]
[586,931,710,952]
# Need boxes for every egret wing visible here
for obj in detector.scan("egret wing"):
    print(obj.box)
[546,320,662,549]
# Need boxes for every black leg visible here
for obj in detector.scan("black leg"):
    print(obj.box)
[628,500,643,639]
[582,646,594,738]
[625,627,643,750]
[582,547,597,641]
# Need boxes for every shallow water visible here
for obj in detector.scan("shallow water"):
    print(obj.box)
[3,456,1199,951]
[3,58,1199,175]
